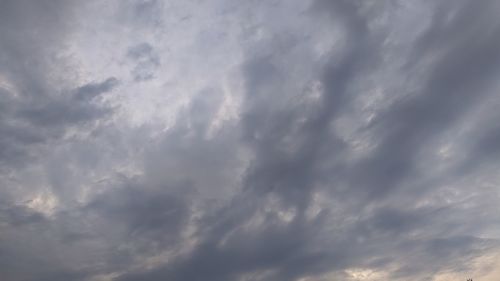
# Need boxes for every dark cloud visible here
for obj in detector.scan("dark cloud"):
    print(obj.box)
[126,43,160,81]
[0,0,118,172]
[85,181,190,244]
[1,0,500,281]
[74,77,120,101]
[347,0,500,198]
[0,203,45,227]
[129,0,163,27]
[115,1,500,280]
[115,193,333,281]
[0,77,118,171]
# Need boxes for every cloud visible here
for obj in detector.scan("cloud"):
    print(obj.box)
[74,77,120,101]
[0,76,118,173]
[1,0,500,281]
[126,43,160,82]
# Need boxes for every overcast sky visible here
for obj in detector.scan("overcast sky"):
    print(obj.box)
[1,0,500,280]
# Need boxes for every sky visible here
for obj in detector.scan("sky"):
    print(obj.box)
[1,0,500,280]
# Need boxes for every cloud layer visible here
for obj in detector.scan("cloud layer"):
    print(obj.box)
[1,0,500,280]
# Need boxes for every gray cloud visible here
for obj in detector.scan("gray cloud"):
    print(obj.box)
[126,43,161,82]
[0,203,46,227]
[0,0,118,171]
[74,77,120,102]
[0,76,118,173]
[1,0,500,281]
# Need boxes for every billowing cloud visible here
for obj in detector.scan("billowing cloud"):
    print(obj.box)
[1,0,500,281]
